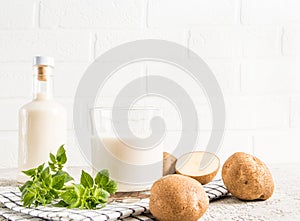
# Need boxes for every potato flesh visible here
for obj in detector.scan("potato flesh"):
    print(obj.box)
[176,152,219,177]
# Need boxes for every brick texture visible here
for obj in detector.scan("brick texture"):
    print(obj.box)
[40,0,143,28]
[0,31,92,62]
[0,0,299,166]
[242,0,300,24]
[0,0,36,28]
[148,0,239,27]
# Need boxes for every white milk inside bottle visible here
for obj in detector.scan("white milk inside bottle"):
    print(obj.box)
[17,56,66,183]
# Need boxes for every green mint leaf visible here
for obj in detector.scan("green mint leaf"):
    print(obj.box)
[22,191,35,207]
[94,169,117,194]
[44,173,53,188]
[64,173,74,183]
[69,184,85,208]
[74,184,85,196]
[49,153,56,163]
[94,187,110,201]
[40,167,52,188]
[95,169,109,187]
[53,200,68,207]
[37,163,45,173]
[22,168,36,177]
[19,180,33,193]
[56,145,65,156]
[55,171,74,183]
[56,145,67,164]
[59,153,67,165]
[69,198,82,209]
[41,167,50,180]
[100,169,110,177]
[80,170,93,188]
[49,188,59,199]
[48,162,56,171]
[52,174,66,190]
[106,180,118,194]
[61,189,77,205]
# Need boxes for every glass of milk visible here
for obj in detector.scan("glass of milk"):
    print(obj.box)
[90,107,164,192]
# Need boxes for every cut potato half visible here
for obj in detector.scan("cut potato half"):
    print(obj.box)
[176,151,220,184]
[163,152,177,176]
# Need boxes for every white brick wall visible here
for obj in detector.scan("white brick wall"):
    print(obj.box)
[189,27,243,58]
[241,60,300,95]
[283,26,300,56]
[0,64,32,98]
[242,27,281,57]
[253,130,300,164]
[241,0,300,25]
[148,0,239,27]
[290,97,300,128]
[0,31,92,62]
[0,0,36,29]
[40,0,144,29]
[0,0,300,168]
[95,29,187,59]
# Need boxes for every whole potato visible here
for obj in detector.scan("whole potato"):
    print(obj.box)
[222,152,274,201]
[150,174,209,221]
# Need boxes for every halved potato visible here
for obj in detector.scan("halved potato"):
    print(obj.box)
[163,152,177,176]
[175,151,220,184]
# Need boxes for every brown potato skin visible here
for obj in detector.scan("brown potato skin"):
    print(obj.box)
[150,174,209,221]
[222,152,274,201]
[163,152,177,176]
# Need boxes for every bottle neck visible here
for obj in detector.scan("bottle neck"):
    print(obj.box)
[33,66,54,100]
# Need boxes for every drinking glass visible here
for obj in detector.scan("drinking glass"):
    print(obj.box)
[89,107,163,192]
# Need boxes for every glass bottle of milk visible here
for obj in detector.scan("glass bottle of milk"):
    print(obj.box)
[17,56,67,183]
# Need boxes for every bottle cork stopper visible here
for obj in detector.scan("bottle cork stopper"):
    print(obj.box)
[37,66,48,81]
[33,56,54,82]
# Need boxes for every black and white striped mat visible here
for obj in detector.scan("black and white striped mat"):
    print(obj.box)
[0,180,228,221]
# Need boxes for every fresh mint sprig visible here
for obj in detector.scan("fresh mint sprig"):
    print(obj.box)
[48,145,67,172]
[59,169,117,209]
[19,145,117,209]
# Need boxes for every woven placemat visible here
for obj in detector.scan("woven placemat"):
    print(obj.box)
[0,180,228,221]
